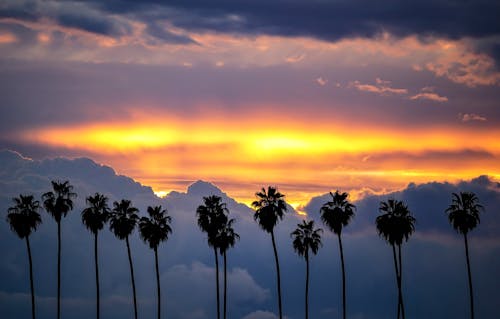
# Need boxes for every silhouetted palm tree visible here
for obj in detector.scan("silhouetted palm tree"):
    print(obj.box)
[376,199,415,319]
[81,193,110,319]
[109,199,140,319]
[446,192,483,319]
[217,218,239,319]
[291,220,322,319]
[196,195,228,319]
[252,186,288,319]
[42,180,76,319]
[320,191,355,319]
[139,206,172,319]
[7,194,42,319]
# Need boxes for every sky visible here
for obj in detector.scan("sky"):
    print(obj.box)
[0,0,499,209]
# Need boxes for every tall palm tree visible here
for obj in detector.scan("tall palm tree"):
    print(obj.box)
[139,206,172,319]
[109,199,140,319]
[81,193,110,319]
[320,191,355,319]
[252,186,288,319]
[446,192,484,319]
[375,199,415,319]
[6,194,42,319]
[42,180,76,319]
[217,218,240,319]
[196,195,228,319]
[291,220,322,319]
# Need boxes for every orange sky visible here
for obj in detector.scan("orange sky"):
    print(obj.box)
[15,110,500,209]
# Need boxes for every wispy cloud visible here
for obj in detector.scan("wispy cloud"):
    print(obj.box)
[459,113,487,122]
[316,77,327,86]
[410,92,448,102]
[350,78,408,96]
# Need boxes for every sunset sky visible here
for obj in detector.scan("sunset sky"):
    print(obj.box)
[1,0,499,208]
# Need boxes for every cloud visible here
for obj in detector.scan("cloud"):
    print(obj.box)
[410,92,448,102]
[315,77,327,86]
[241,310,279,319]
[350,78,408,96]
[459,113,487,122]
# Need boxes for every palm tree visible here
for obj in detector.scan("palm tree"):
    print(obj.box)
[217,218,240,319]
[81,193,110,319]
[375,199,415,319]
[291,220,322,319]
[6,194,42,319]
[252,186,288,319]
[139,205,172,319]
[446,192,484,319]
[320,191,355,319]
[196,195,228,319]
[42,180,76,319]
[109,199,140,319]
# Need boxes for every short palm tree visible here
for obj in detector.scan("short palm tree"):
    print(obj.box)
[217,218,240,319]
[446,192,484,319]
[81,193,110,319]
[375,199,415,319]
[291,220,322,319]
[320,191,355,319]
[6,194,42,319]
[196,195,228,319]
[139,205,172,319]
[42,180,76,319]
[109,199,140,319]
[252,186,288,319]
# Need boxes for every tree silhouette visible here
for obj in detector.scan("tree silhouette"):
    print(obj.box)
[252,186,288,319]
[42,180,76,319]
[109,199,140,319]
[7,194,42,319]
[139,205,172,319]
[376,199,415,319]
[217,218,239,319]
[291,220,322,319]
[446,192,484,319]
[196,195,228,319]
[81,193,110,319]
[320,191,355,319]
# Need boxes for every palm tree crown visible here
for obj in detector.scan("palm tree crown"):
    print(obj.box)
[139,206,173,249]
[42,181,76,223]
[197,195,229,247]
[7,195,42,238]
[109,200,139,240]
[446,192,484,235]
[217,218,239,255]
[376,199,416,246]
[291,220,323,258]
[320,191,356,235]
[81,193,110,234]
[252,186,288,233]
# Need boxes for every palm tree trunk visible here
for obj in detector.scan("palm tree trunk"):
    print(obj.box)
[271,230,283,319]
[338,234,346,319]
[214,247,221,319]
[398,245,405,319]
[392,244,400,319]
[464,233,474,319]
[154,247,161,319]
[26,236,36,319]
[305,252,309,319]
[126,237,138,319]
[57,221,61,319]
[95,232,100,319]
[223,251,227,319]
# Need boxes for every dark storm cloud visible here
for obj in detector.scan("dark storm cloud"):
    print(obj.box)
[1,151,500,318]
[84,0,500,40]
